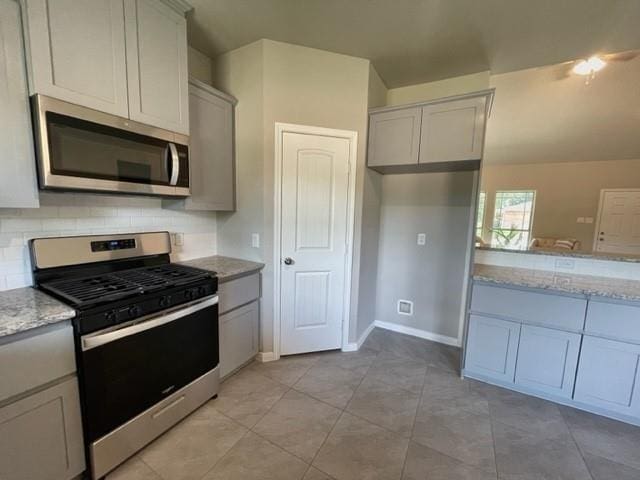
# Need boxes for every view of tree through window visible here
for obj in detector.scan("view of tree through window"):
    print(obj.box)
[491,191,536,250]
[476,191,486,239]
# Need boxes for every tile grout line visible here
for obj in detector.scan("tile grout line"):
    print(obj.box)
[558,408,597,480]
[399,366,430,479]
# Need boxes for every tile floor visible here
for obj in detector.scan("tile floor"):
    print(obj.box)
[107,328,640,480]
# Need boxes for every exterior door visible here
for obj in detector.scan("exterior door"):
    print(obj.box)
[595,190,640,255]
[280,131,352,355]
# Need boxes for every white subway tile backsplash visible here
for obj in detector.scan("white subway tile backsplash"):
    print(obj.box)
[0,192,217,291]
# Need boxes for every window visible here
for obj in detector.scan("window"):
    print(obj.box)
[476,191,486,239]
[491,191,536,250]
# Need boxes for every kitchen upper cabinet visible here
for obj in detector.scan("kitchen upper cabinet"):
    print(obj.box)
[0,377,85,480]
[367,91,492,174]
[419,96,487,164]
[465,314,520,383]
[0,0,39,208]
[367,107,421,168]
[164,79,236,211]
[574,336,640,418]
[22,0,190,133]
[124,0,189,134]
[514,325,581,399]
[22,0,129,117]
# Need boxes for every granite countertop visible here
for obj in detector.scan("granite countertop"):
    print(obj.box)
[474,264,640,302]
[0,288,76,339]
[476,246,640,263]
[180,255,264,283]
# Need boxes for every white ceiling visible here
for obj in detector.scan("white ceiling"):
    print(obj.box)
[187,0,640,88]
[483,52,640,165]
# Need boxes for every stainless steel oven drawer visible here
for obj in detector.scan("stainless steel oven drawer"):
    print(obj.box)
[91,367,219,479]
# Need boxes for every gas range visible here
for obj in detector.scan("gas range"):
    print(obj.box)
[30,232,220,479]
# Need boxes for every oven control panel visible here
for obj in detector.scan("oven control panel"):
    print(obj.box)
[91,238,136,252]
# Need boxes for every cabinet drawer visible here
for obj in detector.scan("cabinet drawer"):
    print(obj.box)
[218,273,260,314]
[0,377,85,480]
[515,325,581,398]
[465,314,520,383]
[574,336,640,417]
[585,300,640,344]
[220,301,259,378]
[471,283,586,331]
[0,323,76,402]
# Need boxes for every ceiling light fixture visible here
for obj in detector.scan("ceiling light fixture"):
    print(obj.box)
[572,55,607,84]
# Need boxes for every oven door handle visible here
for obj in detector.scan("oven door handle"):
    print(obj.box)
[81,296,218,351]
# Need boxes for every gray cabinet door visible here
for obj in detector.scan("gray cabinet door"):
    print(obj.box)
[465,314,520,383]
[23,0,129,117]
[0,0,39,208]
[0,377,85,480]
[165,80,236,211]
[515,325,581,398]
[219,301,259,378]
[574,336,640,417]
[367,107,422,167]
[124,0,189,134]
[419,96,487,164]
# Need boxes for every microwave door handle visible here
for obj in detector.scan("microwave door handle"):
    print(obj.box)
[81,295,218,351]
[168,142,180,186]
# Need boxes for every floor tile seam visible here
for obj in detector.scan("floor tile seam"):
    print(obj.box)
[137,456,167,480]
[400,368,430,480]
[364,369,428,397]
[297,407,344,480]
[195,428,254,480]
[558,412,598,480]
[247,421,316,467]
[489,415,584,451]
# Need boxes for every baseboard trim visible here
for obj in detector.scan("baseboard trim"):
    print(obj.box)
[256,352,278,363]
[342,320,376,352]
[374,320,460,347]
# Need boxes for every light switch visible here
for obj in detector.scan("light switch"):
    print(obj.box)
[577,217,585,224]
[417,233,426,245]
[585,217,594,224]
[251,233,260,248]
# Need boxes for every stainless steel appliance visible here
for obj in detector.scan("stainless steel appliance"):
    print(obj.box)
[31,95,190,197]
[30,232,218,479]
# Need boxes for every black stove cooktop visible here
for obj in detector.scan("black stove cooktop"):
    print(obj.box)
[40,263,212,308]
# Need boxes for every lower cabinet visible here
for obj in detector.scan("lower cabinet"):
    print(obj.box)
[219,301,259,378]
[574,336,640,417]
[465,314,520,382]
[515,325,581,398]
[0,377,85,480]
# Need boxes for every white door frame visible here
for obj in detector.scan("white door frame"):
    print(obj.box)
[593,188,640,252]
[273,122,358,360]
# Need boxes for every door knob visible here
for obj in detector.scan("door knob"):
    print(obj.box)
[283,257,294,265]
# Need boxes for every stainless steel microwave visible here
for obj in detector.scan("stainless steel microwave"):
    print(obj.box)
[31,95,190,197]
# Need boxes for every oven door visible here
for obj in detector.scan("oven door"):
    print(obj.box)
[79,296,219,443]
[32,95,190,197]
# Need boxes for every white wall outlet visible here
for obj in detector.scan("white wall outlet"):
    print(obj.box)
[585,217,594,224]
[173,232,184,246]
[397,299,414,316]
[251,233,260,248]
[555,258,575,270]
[417,233,426,245]
[577,217,585,224]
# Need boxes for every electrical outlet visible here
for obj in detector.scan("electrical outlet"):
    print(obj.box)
[585,217,594,224]
[251,233,260,248]
[173,233,184,246]
[417,233,426,245]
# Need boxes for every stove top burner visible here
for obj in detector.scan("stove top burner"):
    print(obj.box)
[41,264,212,308]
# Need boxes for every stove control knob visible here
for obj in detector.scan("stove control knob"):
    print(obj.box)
[197,286,207,297]
[105,310,117,323]
[185,289,195,301]
[128,305,142,318]
[159,296,171,308]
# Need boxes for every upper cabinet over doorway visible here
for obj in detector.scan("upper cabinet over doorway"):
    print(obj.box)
[21,0,190,134]
[367,90,493,174]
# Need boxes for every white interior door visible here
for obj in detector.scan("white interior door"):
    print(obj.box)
[595,190,640,254]
[280,131,352,355]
